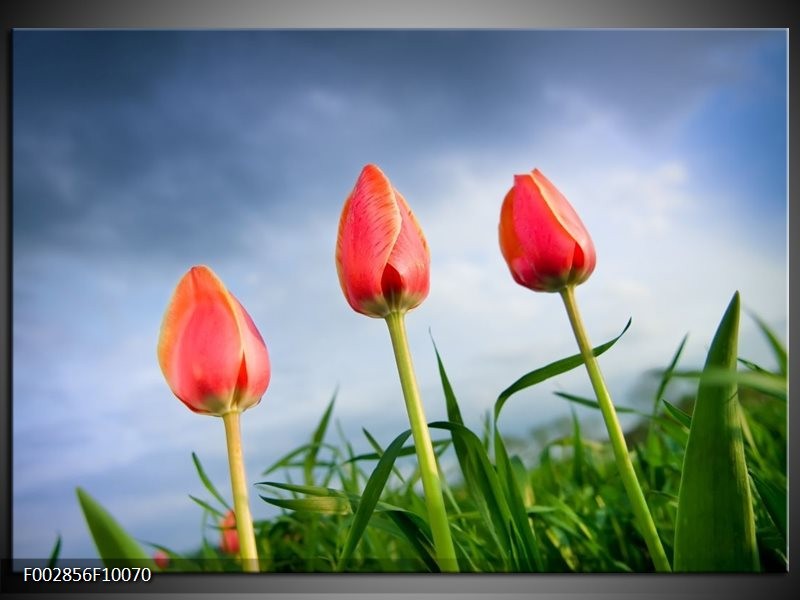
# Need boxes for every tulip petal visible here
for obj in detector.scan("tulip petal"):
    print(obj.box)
[230,295,271,411]
[499,186,539,289]
[530,169,594,255]
[336,164,402,316]
[384,189,430,310]
[157,266,243,414]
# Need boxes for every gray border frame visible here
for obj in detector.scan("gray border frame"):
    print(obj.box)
[1,1,794,598]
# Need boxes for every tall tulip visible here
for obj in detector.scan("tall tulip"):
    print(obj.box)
[336,164,458,572]
[157,265,267,572]
[336,163,430,318]
[499,169,671,572]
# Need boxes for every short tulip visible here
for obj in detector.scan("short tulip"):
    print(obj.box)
[157,265,271,416]
[499,169,596,293]
[153,550,170,570]
[336,164,430,318]
[220,510,240,555]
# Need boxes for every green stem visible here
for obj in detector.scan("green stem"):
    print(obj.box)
[222,410,260,573]
[560,285,672,572]
[385,311,459,573]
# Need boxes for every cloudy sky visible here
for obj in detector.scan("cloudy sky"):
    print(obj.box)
[12,30,787,561]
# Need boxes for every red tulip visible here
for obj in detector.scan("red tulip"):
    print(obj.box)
[219,510,240,555]
[153,550,170,570]
[499,169,596,293]
[336,164,430,318]
[157,265,270,416]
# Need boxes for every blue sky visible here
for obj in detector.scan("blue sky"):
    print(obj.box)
[12,30,787,561]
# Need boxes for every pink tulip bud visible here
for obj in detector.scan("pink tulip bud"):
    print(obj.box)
[157,265,271,416]
[153,550,170,570]
[336,164,430,318]
[499,169,596,292]
[219,510,240,555]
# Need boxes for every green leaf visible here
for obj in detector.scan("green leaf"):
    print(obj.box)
[47,534,62,569]
[554,391,639,414]
[191,452,232,512]
[432,336,475,505]
[662,399,692,429]
[737,357,769,374]
[671,369,786,401]
[346,439,449,463]
[382,510,438,572]
[261,442,339,477]
[653,333,689,414]
[260,495,351,515]
[673,292,759,572]
[143,543,202,572]
[256,480,348,498]
[494,430,544,571]
[338,429,415,569]
[431,334,466,428]
[495,318,631,422]
[188,494,226,519]
[429,421,514,564]
[361,427,406,483]
[748,311,787,377]
[304,391,337,486]
[432,341,513,565]
[76,487,155,567]
[750,471,787,548]
[570,408,585,488]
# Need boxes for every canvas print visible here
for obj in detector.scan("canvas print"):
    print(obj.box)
[12,29,787,574]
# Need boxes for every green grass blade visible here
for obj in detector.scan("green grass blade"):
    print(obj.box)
[338,429,414,569]
[431,335,466,427]
[260,495,351,515]
[362,427,406,483]
[653,334,689,414]
[747,311,787,376]
[494,430,544,571]
[304,391,337,486]
[188,495,226,519]
[145,542,202,572]
[432,336,475,483]
[430,421,514,563]
[554,391,639,414]
[432,341,514,564]
[346,439,450,463]
[47,534,62,568]
[191,452,232,512]
[495,318,631,422]
[673,291,759,571]
[662,399,692,429]
[737,357,769,374]
[256,481,348,498]
[383,510,438,572]
[261,442,339,477]
[644,335,690,480]
[671,369,786,401]
[750,471,787,548]
[76,487,155,566]
[570,408,585,488]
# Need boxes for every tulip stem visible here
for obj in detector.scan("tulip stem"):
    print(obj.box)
[559,285,672,573]
[222,410,260,573]
[385,311,459,573]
